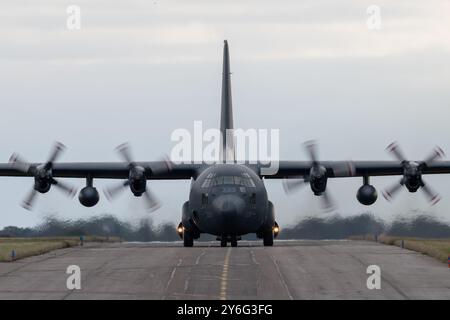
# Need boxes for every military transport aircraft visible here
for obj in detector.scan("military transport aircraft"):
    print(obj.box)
[1,40,450,247]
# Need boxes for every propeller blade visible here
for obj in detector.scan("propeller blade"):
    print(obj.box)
[13,142,75,211]
[47,141,66,164]
[104,180,129,201]
[112,142,165,212]
[149,154,173,175]
[423,146,445,165]
[115,142,134,164]
[382,179,404,201]
[303,140,318,164]
[386,141,407,162]
[21,188,38,211]
[8,153,31,173]
[142,188,161,212]
[282,177,307,195]
[320,190,336,212]
[421,181,441,205]
[51,178,77,198]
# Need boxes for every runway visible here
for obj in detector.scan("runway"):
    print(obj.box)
[0,240,449,300]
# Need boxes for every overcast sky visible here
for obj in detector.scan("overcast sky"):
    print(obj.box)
[1,0,450,229]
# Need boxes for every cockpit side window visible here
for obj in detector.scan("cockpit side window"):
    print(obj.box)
[201,173,216,188]
[201,179,211,188]
[242,172,256,187]
[215,176,224,185]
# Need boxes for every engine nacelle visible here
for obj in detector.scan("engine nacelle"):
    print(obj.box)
[129,166,147,196]
[79,186,99,207]
[309,165,328,195]
[357,184,378,205]
[403,162,422,192]
[34,177,51,194]
[33,165,52,193]
[130,178,146,196]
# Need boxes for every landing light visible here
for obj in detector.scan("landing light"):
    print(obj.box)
[273,226,280,233]
[177,227,184,234]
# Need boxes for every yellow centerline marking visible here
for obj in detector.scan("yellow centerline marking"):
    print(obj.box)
[219,247,231,300]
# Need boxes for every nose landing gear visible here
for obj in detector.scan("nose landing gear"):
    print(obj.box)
[230,236,238,247]
[219,235,239,247]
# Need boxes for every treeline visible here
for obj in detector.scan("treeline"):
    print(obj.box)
[0,215,180,242]
[1,213,450,241]
[278,213,450,239]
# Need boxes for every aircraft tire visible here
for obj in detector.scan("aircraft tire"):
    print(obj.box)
[263,231,273,246]
[220,238,227,247]
[183,230,194,247]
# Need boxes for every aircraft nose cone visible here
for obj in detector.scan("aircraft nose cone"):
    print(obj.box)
[212,194,245,214]
[211,194,246,233]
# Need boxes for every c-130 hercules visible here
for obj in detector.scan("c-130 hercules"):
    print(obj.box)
[1,40,450,247]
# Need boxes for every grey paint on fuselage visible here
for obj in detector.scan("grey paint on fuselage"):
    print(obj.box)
[179,40,275,240]
[183,164,273,237]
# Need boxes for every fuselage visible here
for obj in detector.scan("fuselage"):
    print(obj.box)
[183,164,274,237]
[179,41,277,246]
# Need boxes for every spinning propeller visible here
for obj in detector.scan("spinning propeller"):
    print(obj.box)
[9,142,77,210]
[282,140,354,212]
[382,142,444,205]
[103,143,172,212]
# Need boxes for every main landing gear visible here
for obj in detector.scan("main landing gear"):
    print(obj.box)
[183,229,194,247]
[263,230,273,246]
[258,223,279,247]
[177,223,194,247]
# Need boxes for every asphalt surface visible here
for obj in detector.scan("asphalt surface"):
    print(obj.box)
[0,240,449,299]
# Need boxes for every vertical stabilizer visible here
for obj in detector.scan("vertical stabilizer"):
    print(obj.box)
[220,40,235,162]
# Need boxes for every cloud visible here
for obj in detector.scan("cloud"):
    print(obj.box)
[1,1,450,62]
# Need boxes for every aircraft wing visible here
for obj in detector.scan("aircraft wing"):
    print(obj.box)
[258,160,450,178]
[2,160,450,180]
[0,162,200,180]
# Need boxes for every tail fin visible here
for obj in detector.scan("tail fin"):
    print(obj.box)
[220,40,235,162]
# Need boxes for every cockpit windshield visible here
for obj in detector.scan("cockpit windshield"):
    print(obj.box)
[201,172,256,188]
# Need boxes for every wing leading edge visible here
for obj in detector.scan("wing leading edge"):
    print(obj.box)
[2,160,450,180]
[258,160,450,179]
[0,162,200,180]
